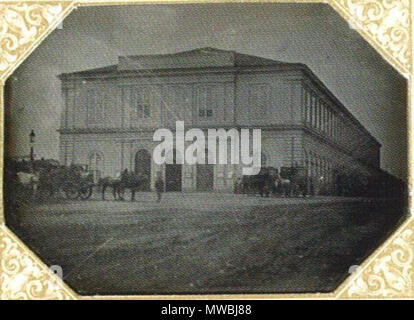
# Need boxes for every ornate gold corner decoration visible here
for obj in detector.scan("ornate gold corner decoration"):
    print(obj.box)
[0,85,3,226]
[0,226,76,299]
[0,1,74,82]
[336,218,414,298]
[330,0,411,77]
[0,0,411,300]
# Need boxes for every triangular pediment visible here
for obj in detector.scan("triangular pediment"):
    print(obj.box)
[118,47,236,71]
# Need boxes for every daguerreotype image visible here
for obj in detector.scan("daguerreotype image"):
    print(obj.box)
[2,2,410,297]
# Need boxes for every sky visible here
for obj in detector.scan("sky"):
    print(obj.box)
[5,3,407,180]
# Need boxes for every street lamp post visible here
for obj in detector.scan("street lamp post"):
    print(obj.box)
[29,130,35,162]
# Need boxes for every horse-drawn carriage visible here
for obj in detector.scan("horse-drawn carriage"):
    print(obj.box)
[238,165,309,197]
[238,167,277,197]
[6,160,95,201]
[99,170,149,201]
[37,164,94,200]
[60,166,94,200]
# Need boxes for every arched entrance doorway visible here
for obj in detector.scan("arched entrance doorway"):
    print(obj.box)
[196,149,214,191]
[135,149,151,191]
[165,149,182,192]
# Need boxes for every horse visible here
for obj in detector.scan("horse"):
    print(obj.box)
[117,172,149,201]
[99,172,148,201]
[99,177,122,200]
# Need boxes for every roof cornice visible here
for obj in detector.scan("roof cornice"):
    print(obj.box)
[58,64,303,81]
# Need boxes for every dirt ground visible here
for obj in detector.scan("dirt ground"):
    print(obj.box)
[6,192,407,295]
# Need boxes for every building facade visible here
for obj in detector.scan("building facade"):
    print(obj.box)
[58,47,381,193]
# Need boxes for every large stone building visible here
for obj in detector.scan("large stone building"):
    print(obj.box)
[58,47,381,193]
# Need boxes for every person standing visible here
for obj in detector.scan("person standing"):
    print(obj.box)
[155,172,164,202]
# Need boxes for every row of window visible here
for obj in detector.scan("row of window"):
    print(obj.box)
[303,87,344,143]
[303,87,378,162]
[85,84,272,124]
[87,89,152,122]
[82,86,351,144]
[86,89,217,124]
[127,85,269,121]
[75,83,273,127]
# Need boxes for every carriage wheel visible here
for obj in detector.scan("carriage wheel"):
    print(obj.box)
[79,185,93,200]
[64,185,79,200]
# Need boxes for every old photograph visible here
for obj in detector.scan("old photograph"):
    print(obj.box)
[3,3,408,295]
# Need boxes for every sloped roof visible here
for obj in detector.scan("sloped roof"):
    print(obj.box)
[59,47,294,77]
[60,64,117,77]
[120,47,289,66]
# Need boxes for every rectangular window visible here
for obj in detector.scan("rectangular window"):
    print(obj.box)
[326,107,330,133]
[315,98,319,129]
[337,118,341,144]
[322,103,327,133]
[322,104,326,132]
[62,89,69,128]
[309,92,313,126]
[136,104,150,118]
[334,114,338,141]
[328,109,332,136]
[318,100,322,130]
[87,90,95,124]
[312,94,317,128]
[87,90,104,125]
[134,89,151,119]
[197,86,213,119]
[304,88,311,125]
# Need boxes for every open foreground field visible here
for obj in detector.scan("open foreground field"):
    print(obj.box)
[6,192,407,295]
